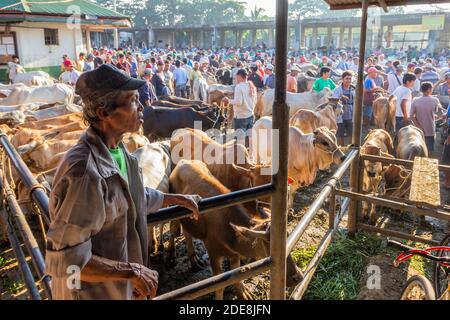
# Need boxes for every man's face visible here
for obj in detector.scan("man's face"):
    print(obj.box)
[157,64,163,72]
[265,68,272,75]
[164,62,170,71]
[13,58,19,63]
[65,64,73,72]
[342,75,352,86]
[106,91,143,134]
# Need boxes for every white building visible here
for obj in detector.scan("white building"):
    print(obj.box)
[0,0,131,81]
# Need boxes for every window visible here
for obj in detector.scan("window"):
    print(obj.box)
[0,32,17,65]
[44,29,59,45]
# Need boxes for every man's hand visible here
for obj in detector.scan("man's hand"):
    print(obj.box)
[403,117,410,124]
[163,194,201,220]
[129,263,159,299]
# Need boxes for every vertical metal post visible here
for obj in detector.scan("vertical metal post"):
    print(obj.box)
[0,206,41,300]
[348,0,369,237]
[270,0,289,300]
[113,0,119,49]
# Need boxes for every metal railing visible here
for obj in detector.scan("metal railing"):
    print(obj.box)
[0,133,52,300]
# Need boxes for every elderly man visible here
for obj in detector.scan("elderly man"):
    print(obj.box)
[287,65,300,93]
[263,64,275,89]
[138,68,157,106]
[45,64,200,300]
[59,60,80,86]
[421,63,440,85]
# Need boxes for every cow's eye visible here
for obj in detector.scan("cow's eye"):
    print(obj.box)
[322,141,329,147]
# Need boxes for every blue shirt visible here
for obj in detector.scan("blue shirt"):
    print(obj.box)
[130,61,138,78]
[364,77,375,90]
[173,67,189,86]
[336,60,350,71]
[332,85,354,123]
[264,74,275,89]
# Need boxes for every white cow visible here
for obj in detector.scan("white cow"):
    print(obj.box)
[256,88,332,118]
[7,62,53,86]
[133,141,172,255]
[251,116,345,205]
[0,83,74,106]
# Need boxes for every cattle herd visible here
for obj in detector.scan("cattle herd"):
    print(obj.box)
[0,60,444,300]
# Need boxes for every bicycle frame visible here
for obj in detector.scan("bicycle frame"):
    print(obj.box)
[394,246,450,300]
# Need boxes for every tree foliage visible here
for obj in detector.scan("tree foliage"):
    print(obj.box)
[94,0,247,27]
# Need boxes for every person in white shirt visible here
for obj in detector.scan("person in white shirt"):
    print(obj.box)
[393,73,417,136]
[412,67,422,97]
[387,65,404,94]
[378,54,387,66]
[222,68,256,131]
[59,60,80,86]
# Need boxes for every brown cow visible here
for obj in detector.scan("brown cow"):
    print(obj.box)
[372,95,396,134]
[169,159,303,300]
[361,129,394,224]
[208,89,233,106]
[396,125,428,160]
[289,99,342,134]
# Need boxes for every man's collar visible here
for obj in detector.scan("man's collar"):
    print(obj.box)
[81,127,132,179]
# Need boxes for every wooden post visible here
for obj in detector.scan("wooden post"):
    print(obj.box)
[348,0,369,237]
[270,0,289,300]
[348,27,353,48]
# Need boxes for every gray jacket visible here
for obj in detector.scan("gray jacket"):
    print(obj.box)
[45,127,163,300]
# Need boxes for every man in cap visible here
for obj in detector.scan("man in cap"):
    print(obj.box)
[421,63,440,85]
[287,64,301,93]
[387,64,404,94]
[46,64,200,300]
[152,60,170,98]
[138,68,157,106]
[83,54,95,72]
[59,59,80,86]
[263,64,275,89]
[248,63,264,90]
[362,67,379,129]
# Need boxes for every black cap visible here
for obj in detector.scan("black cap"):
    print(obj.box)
[76,64,146,95]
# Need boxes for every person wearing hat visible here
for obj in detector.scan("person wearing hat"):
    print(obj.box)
[45,64,200,300]
[362,67,379,129]
[59,59,80,86]
[138,68,157,106]
[263,64,275,90]
[152,60,170,98]
[312,66,336,93]
[248,63,264,90]
[287,64,301,93]
[387,65,404,94]
[421,63,440,85]
[83,54,95,72]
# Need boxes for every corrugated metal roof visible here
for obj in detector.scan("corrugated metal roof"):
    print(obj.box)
[0,0,128,19]
[325,0,450,10]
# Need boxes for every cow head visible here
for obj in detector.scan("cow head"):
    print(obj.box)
[383,164,411,198]
[230,222,303,287]
[312,127,346,166]
[315,87,332,105]
[327,98,344,118]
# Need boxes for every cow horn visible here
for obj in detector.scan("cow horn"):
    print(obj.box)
[230,223,269,241]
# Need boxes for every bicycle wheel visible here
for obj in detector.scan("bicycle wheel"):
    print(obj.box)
[400,275,436,300]
[433,234,450,298]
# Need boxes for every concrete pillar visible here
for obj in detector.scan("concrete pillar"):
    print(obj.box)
[327,27,333,48]
[237,30,243,47]
[219,30,225,48]
[171,31,176,48]
[339,27,345,48]
[148,28,155,48]
[377,26,384,48]
[251,29,257,47]
[300,27,306,48]
[312,27,318,49]
[200,30,204,48]
[348,27,353,48]
[386,25,393,48]
[189,32,194,48]
[268,28,275,48]
[86,29,92,53]
[131,31,135,48]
